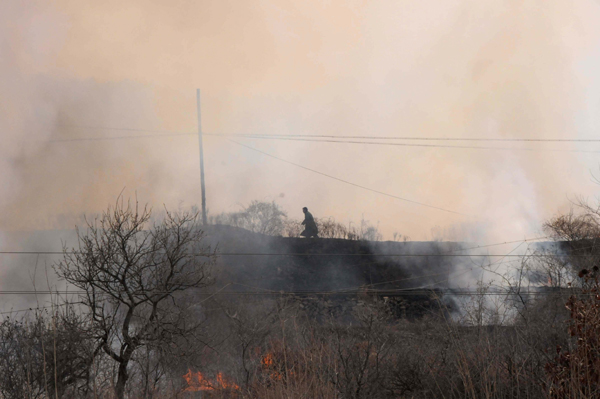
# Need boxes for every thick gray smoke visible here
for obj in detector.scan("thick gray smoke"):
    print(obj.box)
[3,0,600,240]
[2,1,600,310]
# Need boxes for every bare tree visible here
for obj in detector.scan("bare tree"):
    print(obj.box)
[54,199,216,399]
[543,202,600,281]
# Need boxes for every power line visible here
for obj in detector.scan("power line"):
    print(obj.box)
[0,237,578,304]
[49,131,600,153]
[326,265,479,294]
[59,125,600,143]
[0,235,551,257]
[0,303,73,316]
[228,139,469,216]
[240,135,600,143]
[230,136,600,153]
[57,125,192,137]
[0,235,549,254]
[0,250,588,257]
[0,289,587,296]
[0,241,584,299]
[443,236,550,253]
[51,126,600,153]
[50,132,192,142]
[214,252,572,257]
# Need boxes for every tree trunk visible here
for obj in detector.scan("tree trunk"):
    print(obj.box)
[115,361,128,399]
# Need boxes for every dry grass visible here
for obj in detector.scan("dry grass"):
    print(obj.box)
[0,289,584,399]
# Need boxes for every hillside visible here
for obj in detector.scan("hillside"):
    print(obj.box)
[202,225,475,318]
[204,224,470,291]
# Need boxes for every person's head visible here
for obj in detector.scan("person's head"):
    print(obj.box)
[302,207,308,213]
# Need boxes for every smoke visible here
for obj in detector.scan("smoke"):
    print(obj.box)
[3,1,600,242]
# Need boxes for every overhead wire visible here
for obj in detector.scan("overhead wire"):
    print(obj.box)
[306,238,539,293]
[0,303,74,316]
[227,138,469,216]
[386,239,531,292]
[0,236,550,257]
[4,125,587,301]
[0,123,585,315]
[168,237,542,295]
[47,125,599,221]
[58,125,600,143]
[0,237,581,304]
[412,236,550,254]
[330,259,523,293]
[226,135,600,153]
[197,236,548,288]
[0,251,589,258]
[0,289,581,296]
[49,125,521,218]
[0,240,570,298]
[237,135,600,143]
[48,130,600,153]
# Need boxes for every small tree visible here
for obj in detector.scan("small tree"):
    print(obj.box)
[55,199,216,399]
[211,200,287,236]
[241,201,287,235]
[359,218,382,242]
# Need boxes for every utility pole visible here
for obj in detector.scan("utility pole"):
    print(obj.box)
[196,89,207,225]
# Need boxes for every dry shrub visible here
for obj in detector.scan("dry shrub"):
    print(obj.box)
[0,306,93,399]
[2,292,570,399]
[315,218,357,240]
[211,201,287,236]
[546,270,600,398]
[203,296,556,399]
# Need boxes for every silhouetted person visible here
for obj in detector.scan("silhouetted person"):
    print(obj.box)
[300,207,319,238]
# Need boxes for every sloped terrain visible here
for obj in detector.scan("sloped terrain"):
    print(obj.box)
[204,224,467,292]
[203,225,471,318]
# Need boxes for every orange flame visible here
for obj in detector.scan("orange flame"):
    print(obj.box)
[261,352,284,381]
[183,369,239,392]
[262,353,274,367]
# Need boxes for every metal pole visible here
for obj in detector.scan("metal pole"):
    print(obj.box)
[197,89,207,225]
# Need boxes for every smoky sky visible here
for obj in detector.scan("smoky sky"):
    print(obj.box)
[2,0,600,242]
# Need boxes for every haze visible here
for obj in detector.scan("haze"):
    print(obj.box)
[2,0,600,242]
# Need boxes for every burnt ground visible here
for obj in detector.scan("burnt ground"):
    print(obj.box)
[202,225,477,319]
